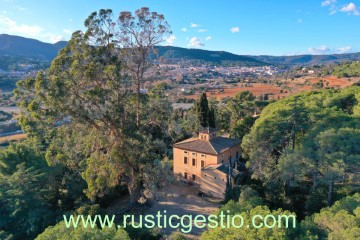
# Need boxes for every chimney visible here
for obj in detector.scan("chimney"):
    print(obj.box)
[199,127,217,141]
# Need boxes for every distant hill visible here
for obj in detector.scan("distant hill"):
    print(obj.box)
[154,46,266,66]
[0,34,67,60]
[1,34,360,67]
[251,53,360,67]
[0,34,266,66]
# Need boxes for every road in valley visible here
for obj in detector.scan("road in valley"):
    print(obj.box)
[0,107,20,113]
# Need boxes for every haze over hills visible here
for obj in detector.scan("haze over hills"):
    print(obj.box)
[0,34,67,61]
[155,47,360,67]
[1,34,360,67]
[154,46,266,66]
[252,53,360,67]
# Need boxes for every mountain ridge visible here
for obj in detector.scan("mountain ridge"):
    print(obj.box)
[154,46,266,66]
[0,34,67,60]
[1,34,360,66]
[251,53,360,66]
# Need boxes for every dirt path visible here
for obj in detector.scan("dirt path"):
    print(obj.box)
[140,183,221,239]
[104,184,222,239]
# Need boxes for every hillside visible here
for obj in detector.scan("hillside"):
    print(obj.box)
[154,46,266,66]
[252,53,360,66]
[333,61,360,77]
[0,34,67,60]
[0,35,267,66]
[1,34,360,67]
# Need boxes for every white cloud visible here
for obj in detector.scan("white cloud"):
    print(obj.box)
[336,46,352,53]
[0,14,67,43]
[230,27,240,33]
[323,1,360,16]
[198,29,207,32]
[190,23,200,28]
[49,34,64,43]
[0,15,43,37]
[322,0,338,15]
[321,0,336,7]
[181,27,187,32]
[308,45,354,55]
[165,35,176,46]
[340,2,360,15]
[308,45,330,54]
[187,37,204,48]
[205,36,212,41]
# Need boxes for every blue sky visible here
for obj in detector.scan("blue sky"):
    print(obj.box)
[0,0,359,56]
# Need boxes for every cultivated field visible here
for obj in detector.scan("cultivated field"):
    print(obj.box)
[0,133,27,145]
[185,76,359,100]
[292,76,356,88]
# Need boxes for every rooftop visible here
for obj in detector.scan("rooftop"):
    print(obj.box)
[174,136,240,155]
[172,103,194,110]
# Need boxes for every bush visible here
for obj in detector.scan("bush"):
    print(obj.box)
[167,231,188,240]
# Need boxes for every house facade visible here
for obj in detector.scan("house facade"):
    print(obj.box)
[201,164,240,199]
[173,128,241,198]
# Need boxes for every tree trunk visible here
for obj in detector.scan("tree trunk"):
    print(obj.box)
[312,171,318,191]
[328,178,334,206]
[292,132,296,150]
[289,174,295,194]
[128,167,142,205]
[128,182,142,205]
[284,180,288,195]
[136,76,140,128]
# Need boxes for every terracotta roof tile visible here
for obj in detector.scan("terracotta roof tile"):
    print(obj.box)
[174,136,240,155]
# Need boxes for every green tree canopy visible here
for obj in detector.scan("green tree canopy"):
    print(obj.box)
[242,87,360,211]
[198,92,209,128]
[300,193,360,239]
[35,221,130,240]
[0,141,65,239]
[15,8,172,204]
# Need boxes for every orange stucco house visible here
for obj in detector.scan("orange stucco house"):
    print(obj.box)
[173,128,241,198]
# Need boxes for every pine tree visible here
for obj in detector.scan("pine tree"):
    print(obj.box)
[209,106,216,128]
[198,93,209,128]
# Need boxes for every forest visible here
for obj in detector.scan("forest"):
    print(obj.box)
[333,61,360,78]
[0,7,359,240]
